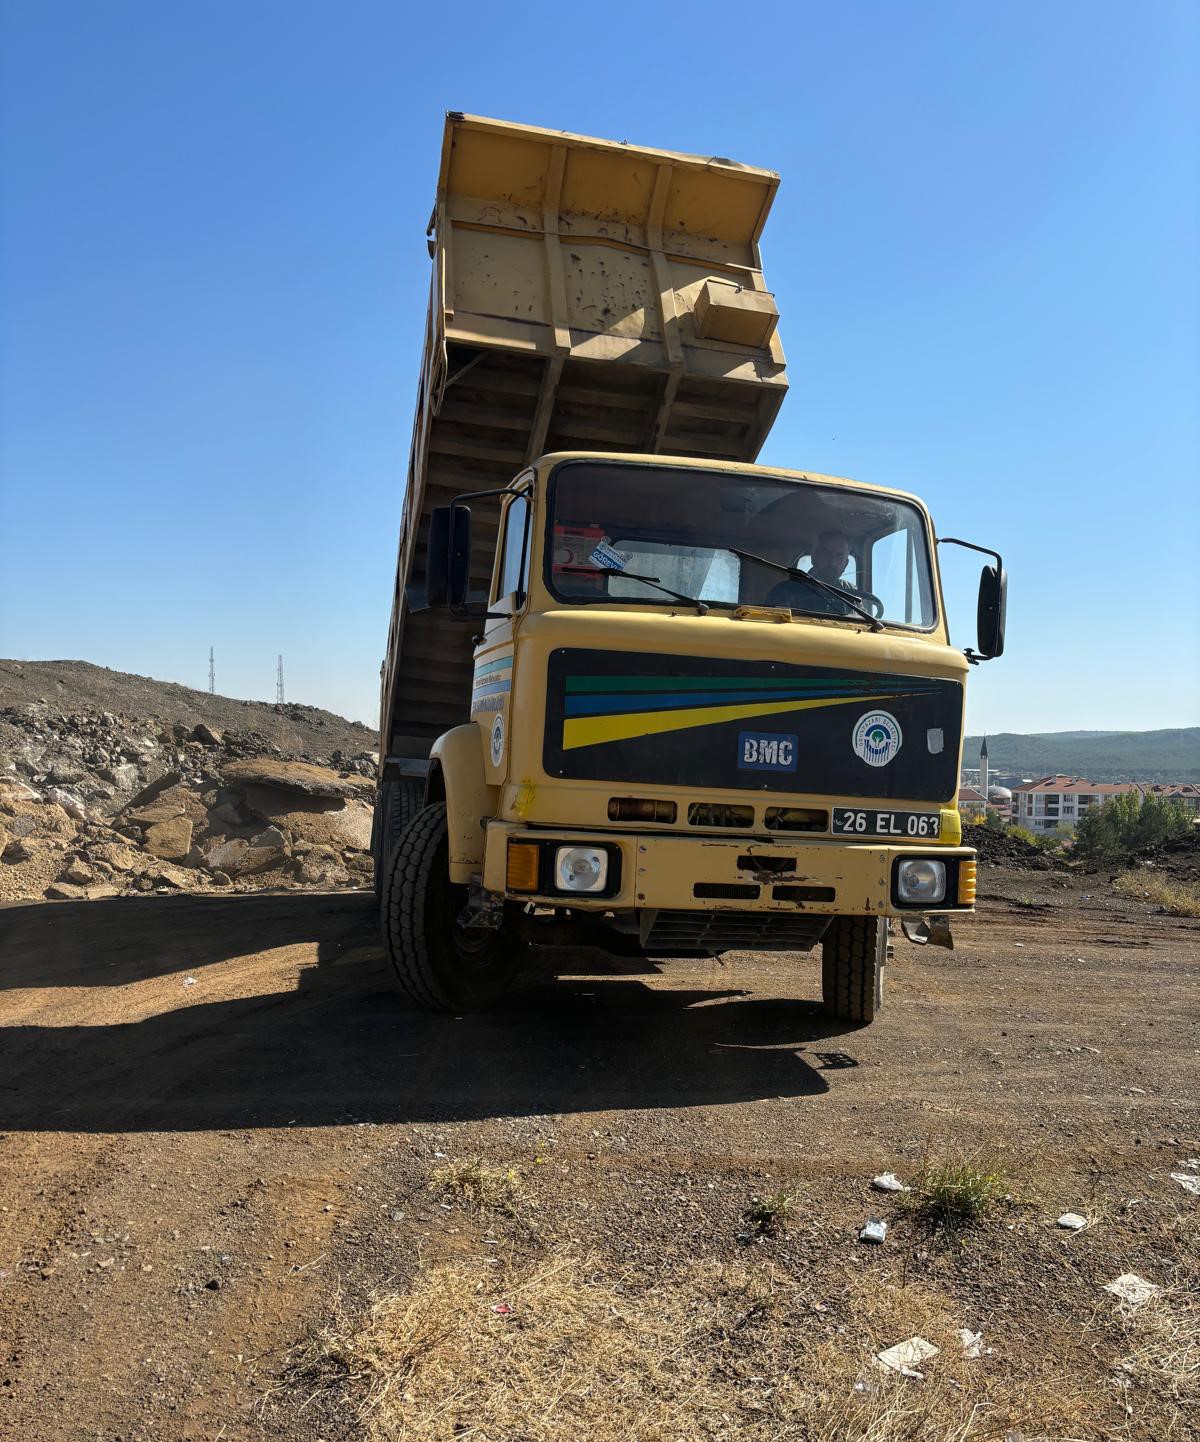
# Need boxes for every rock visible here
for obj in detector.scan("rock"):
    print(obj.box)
[143,816,194,861]
[249,825,289,851]
[122,771,183,813]
[0,823,8,855]
[100,762,140,789]
[0,777,42,803]
[203,838,249,873]
[3,837,34,863]
[222,758,373,802]
[45,786,88,820]
[208,800,247,828]
[63,858,94,884]
[45,881,88,900]
[48,762,87,785]
[210,870,232,887]
[191,723,223,746]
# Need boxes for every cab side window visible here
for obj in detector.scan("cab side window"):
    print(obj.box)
[495,495,531,603]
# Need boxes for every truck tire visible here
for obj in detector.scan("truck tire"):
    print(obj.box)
[381,802,522,1010]
[821,915,886,1023]
[372,779,423,900]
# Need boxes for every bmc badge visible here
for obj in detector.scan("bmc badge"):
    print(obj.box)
[738,731,798,772]
[490,712,506,768]
[852,710,902,767]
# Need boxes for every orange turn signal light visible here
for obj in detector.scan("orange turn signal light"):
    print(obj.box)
[506,840,540,892]
[958,860,977,905]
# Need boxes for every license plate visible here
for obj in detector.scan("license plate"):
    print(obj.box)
[832,808,941,839]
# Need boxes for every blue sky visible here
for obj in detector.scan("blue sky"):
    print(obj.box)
[2,0,1197,734]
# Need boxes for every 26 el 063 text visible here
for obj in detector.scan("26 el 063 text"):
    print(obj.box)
[832,808,941,838]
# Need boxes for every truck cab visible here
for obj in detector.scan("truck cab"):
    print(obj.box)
[379,450,1004,1021]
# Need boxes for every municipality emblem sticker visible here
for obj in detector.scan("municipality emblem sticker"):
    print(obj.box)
[490,712,506,768]
[852,710,902,767]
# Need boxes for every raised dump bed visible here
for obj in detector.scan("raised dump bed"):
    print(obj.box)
[381,113,789,767]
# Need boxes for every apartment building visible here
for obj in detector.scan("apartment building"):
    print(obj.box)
[1012,777,1200,833]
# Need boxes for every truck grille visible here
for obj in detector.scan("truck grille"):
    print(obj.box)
[643,910,831,954]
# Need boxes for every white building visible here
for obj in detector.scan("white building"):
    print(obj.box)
[1011,777,1200,834]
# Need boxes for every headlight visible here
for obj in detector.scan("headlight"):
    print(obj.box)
[554,845,608,893]
[896,857,946,904]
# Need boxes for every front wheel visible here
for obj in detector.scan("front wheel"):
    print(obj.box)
[821,915,887,1023]
[381,802,523,1010]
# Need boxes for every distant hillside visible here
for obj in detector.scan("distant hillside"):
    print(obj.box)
[964,729,1200,783]
[0,659,375,758]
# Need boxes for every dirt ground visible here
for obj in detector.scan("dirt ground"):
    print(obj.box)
[1,867,1197,1441]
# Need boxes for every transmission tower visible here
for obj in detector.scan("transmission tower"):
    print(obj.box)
[208,647,215,695]
[276,655,285,705]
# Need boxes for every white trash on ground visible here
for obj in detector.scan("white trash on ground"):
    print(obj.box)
[957,1327,985,1358]
[859,1217,888,1243]
[871,1172,909,1193]
[1057,1212,1088,1230]
[1170,1172,1200,1197]
[875,1336,939,1376]
[1104,1273,1161,1307]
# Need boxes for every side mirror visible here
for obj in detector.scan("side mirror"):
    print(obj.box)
[976,562,1006,659]
[425,504,472,610]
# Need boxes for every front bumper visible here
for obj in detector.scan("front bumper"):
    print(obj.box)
[484,822,975,918]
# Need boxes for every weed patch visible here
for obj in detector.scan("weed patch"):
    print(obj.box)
[1114,871,1200,917]
[430,1158,523,1214]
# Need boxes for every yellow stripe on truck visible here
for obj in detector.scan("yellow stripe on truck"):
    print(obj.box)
[562,693,894,752]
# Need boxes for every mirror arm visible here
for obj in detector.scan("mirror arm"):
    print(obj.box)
[937,535,1003,568]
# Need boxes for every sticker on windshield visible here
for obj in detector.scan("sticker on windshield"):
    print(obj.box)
[588,540,629,572]
[852,710,903,768]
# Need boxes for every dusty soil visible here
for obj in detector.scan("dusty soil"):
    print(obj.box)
[1,867,1197,1440]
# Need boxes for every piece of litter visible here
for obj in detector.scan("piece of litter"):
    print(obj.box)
[1170,1173,1200,1197]
[1057,1212,1088,1230]
[182,976,197,987]
[492,1302,512,1315]
[859,1217,888,1244]
[957,1328,984,1358]
[1104,1273,1161,1307]
[432,1151,447,1159]
[876,1336,939,1374]
[1014,942,1024,948]
[871,1172,909,1193]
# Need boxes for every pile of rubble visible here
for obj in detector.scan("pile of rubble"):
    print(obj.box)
[0,703,379,904]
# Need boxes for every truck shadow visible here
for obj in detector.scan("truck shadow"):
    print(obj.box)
[0,892,858,1132]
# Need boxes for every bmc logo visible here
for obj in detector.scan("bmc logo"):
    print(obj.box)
[738,731,799,772]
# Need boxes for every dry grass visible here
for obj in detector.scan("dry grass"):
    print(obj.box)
[1114,871,1200,917]
[1118,1289,1200,1409]
[430,1157,524,1214]
[288,1250,1113,1442]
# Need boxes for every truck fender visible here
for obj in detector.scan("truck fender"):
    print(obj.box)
[427,725,499,884]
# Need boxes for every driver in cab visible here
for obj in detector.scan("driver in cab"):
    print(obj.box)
[767,529,861,615]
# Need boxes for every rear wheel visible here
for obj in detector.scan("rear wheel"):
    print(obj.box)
[381,802,523,1010]
[821,915,887,1023]
[373,779,423,900]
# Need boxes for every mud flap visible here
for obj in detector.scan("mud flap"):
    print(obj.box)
[901,915,954,949]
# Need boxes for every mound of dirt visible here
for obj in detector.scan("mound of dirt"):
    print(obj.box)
[969,824,1067,871]
[0,661,382,904]
[1125,831,1200,882]
[0,659,374,758]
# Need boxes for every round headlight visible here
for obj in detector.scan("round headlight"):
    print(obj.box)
[897,857,947,904]
[554,845,609,893]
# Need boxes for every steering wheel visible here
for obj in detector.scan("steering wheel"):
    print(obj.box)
[856,590,885,619]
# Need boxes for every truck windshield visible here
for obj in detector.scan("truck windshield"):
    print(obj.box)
[547,461,937,629]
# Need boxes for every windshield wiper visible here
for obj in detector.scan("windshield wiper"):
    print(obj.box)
[727,546,883,632]
[564,566,710,615]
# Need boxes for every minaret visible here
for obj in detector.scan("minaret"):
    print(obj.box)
[979,737,989,800]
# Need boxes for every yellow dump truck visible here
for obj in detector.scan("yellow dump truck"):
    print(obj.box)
[374,113,1005,1020]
